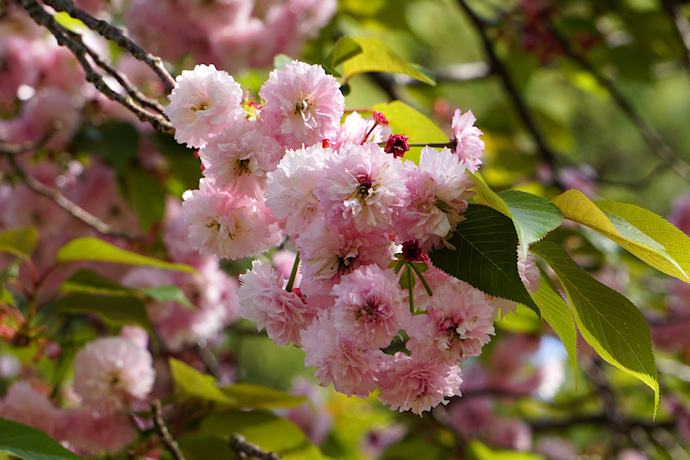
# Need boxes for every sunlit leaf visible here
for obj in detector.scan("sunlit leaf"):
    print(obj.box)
[532,241,658,415]
[530,270,578,385]
[169,358,235,405]
[469,173,511,216]
[429,204,539,314]
[372,101,449,164]
[467,440,545,459]
[499,190,562,259]
[221,383,308,409]
[199,410,325,460]
[596,200,690,284]
[0,227,39,260]
[323,37,363,77]
[0,418,84,460]
[57,237,195,273]
[336,37,435,86]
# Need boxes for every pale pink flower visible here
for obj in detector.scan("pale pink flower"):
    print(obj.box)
[451,109,484,173]
[163,197,206,266]
[518,243,540,293]
[330,264,408,349]
[315,142,407,233]
[119,326,149,350]
[278,377,333,446]
[72,336,155,412]
[238,259,313,347]
[0,36,41,112]
[301,310,383,397]
[669,192,690,236]
[165,64,245,148]
[181,178,283,260]
[272,249,302,286]
[199,120,284,198]
[296,221,394,304]
[377,352,463,415]
[0,381,58,436]
[395,147,474,251]
[331,112,391,151]
[265,144,331,238]
[57,409,135,455]
[259,60,344,149]
[487,418,532,451]
[407,278,495,364]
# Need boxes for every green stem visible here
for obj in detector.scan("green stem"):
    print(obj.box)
[406,264,415,314]
[410,263,433,297]
[285,252,300,293]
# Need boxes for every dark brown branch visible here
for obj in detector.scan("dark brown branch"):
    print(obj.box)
[1,142,139,241]
[456,0,566,191]
[40,0,176,94]
[549,25,690,181]
[660,0,690,71]
[14,0,174,134]
[229,433,281,460]
[151,400,186,460]
[529,412,674,432]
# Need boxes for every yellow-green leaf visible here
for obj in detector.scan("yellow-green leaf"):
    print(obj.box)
[532,241,659,416]
[552,190,687,282]
[169,358,235,405]
[57,237,195,273]
[221,383,308,409]
[337,37,435,86]
[0,227,39,260]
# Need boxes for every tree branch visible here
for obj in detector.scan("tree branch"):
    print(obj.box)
[0,140,139,241]
[14,0,174,134]
[229,433,281,460]
[151,399,186,460]
[549,24,690,181]
[660,0,690,71]
[456,0,566,190]
[40,0,176,94]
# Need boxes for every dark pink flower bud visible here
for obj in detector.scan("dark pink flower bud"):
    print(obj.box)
[373,111,388,127]
[384,134,409,158]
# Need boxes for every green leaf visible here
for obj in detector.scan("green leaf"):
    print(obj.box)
[177,434,237,460]
[467,440,545,460]
[0,418,85,460]
[499,190,563,260]
[429,204,540,314]
[169,358,235,405]
[122,167,165,233]
[323,37,363,77]
[553,190,688,283]
[53,292,154,334]
[530,270,578,385]
[469,173,511,216]
[60,269,194,309]
[0,227,39,260]
[371,101,449,165]
[199,410,326,460]
[57,237,195,273]
[221,383,308,409]
[595,200,690,284]
[336,37,435,86]
[531,241,659,415]
[273,53,294,70]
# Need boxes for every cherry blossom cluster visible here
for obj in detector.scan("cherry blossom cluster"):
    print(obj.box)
[165,59,526,415]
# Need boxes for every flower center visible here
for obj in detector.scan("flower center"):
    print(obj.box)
[234,158,251,176]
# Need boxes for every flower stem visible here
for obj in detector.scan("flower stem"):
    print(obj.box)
[285,252,300,293]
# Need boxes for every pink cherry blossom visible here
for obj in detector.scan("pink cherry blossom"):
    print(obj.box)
[330,264,408,349]
[395,146,474,251]
[238,259,314,347]
[296,221,394,305]
[301,310,383,397]
[331,112,391,151]
[0,381,58,437]
[199,119,284,198]
[181,178,283,260]
[377,352,463,415]
[259,60,344,149]
[265,144,331,238]
[315,142,407,233]
[57,409,136,455]
[407,277,495,364]
[72,336,155,412]
[518,243,541,293]
[451,109,484,173]
[165,64,245,148]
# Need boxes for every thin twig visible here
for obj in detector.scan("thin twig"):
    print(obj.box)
[14,0,174,134]
[229,433,281,460]
[151,399,186,460]
[549,24,690,181]
[1,143,139,241]
[40,0,176,94]
[660,0,690,71]
[529,412,674,432]
[63,28,166,114]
